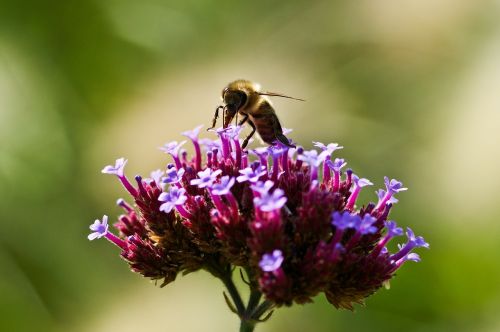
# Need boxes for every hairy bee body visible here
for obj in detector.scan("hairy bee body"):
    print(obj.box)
[210,79,300,149]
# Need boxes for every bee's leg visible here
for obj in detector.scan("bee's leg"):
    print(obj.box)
[276,133,296,148]
[238,114,249,126]
[208,106,223,130]
[241,120,256,150]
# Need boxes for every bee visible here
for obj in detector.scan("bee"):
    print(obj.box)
[208,79,304,149]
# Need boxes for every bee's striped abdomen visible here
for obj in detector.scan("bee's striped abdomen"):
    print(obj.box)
[250,100,292,146]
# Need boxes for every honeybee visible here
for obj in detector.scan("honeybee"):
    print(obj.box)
[208,79,304,149]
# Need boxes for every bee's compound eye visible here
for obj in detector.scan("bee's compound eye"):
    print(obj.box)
[222,87,229,99]
[237,91,247,108]
[224,90,247,110]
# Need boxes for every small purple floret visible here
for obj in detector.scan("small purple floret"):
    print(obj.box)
[259,250,284,272]
[225,125,243,140]
[158,187,188,213]
[254,188,287,212]
[384,220,403,237]
[376,189,399,204]
[313,141,343,155]
[148,169,164,185]
[102,158,127,177]
[190,168,222,188]
[163,166,185,185]
[88,215,109,240]
[182,125,204,141]
[237,166,266,183]
[384,176,408,194]
[402,253,421,263]
[354,215,377,235]
[199,138,221,152]
[352,175,373,188]
[211,176,236,195]
[326,158,347,172]
[391,228,429,262]
[332,211,358,230]
[159,141,186,156]
[297,149,327,167]
[251,180,275,195]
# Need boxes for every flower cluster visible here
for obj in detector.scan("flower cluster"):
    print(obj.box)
[91,124,428,311]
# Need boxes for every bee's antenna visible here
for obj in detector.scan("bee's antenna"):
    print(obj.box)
[258,92,305,101]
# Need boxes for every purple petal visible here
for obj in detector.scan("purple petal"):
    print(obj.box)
[101,158,127,177]
[259,250,284,272]
[182,125,204,140]
[159,141,186,156]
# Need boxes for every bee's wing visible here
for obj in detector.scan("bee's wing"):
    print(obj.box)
[258,92,305,101]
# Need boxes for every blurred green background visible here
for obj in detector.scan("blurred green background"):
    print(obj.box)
[1,0,500,331]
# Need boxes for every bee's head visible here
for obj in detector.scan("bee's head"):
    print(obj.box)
[222,88,248,112]
[220,88,248,128]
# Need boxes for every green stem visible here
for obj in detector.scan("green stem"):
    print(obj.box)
[250,300,274,320]
[221,273,246,315]
[239,319,256,332]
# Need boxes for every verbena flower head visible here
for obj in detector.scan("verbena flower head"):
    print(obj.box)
[90,124,428,315]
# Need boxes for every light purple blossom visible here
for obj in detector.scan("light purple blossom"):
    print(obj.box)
[102,158,127,177]
[345,175,373,209]
[182,125,204,141]
[259,250,284,272]
[353,214,377,235]
[326,158,347,172]
[251,147,270,158]
[384,220,403,237]
[163,166,185,185]
[148,169,164,185]
[237,166,267,183]
[213,126,231,136]
[390,228,429,262]
[225,125,243,140]
[199,138,221,152]
[211,176,236,195]
[384,177,408,194]
[401,252,421,263]
[158,187,188,213]
[190,168,222,188]
[269,145,287,158]
[297,149,327,167]
[159,140,186,156]
[331,211,359,230]
[352,175,373,188]
[88,215,109,240]
[313,141,343,155]
[251,180,275,195]
[254,188,287,212]
[376,189,399,205]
